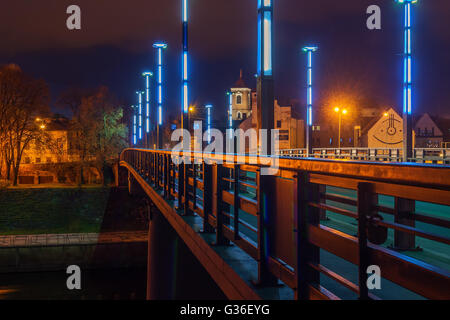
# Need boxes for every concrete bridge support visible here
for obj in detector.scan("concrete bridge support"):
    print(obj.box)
[146,210,226,300]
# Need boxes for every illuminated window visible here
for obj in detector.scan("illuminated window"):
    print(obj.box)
[236,94,242,105]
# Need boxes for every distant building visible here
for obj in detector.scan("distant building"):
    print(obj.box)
[22,117,71,165]
[230,70,252,121]
[233,71,305,151]
[414,113,450,148]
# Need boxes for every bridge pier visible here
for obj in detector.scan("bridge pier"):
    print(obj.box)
[146,209,227,300]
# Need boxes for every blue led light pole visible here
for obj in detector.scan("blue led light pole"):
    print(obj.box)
[257,0,274,145]
[182,0,189,130]
[302,46,318,156]
[396,0,417,161]
[153,42,168,149]
[142,72,153,147]
[136,91,144,143]
[205,104,213,144]
[132,105,137,146]
[256,0,277,287]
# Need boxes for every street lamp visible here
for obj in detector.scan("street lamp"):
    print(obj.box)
[334,107,348,148]
[302,46,318,156]
[153,42,168,149]
[395,0,418,161]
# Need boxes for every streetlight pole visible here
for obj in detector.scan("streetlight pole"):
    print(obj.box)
[334,107,348,148]
[302,46,318,156]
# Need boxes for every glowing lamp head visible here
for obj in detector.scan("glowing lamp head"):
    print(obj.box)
[153,43,168,49]
[189,106,194,112]
[302,46,319,53]
[342,109,348,115]
[384,112,389,117]
[142,72,153,77]
[395,0,418,3]
[334,107,340,113]
[205,104,212,109]
[40,124,46,129]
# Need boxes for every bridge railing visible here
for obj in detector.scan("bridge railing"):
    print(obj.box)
[120,148,450,300]
[278,148,450,164]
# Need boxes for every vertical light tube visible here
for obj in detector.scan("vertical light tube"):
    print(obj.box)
[137,91,143,141]
[142,72,153,133]
[153,43,167,127]
[206,104,212,143]
[228,93,233,129]
[182,0,189,115]
[302,46,318,155]
[257,0,273,77]
[132,106,137,145]
[403,1,413,115]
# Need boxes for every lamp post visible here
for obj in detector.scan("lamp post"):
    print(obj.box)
[395,0,417,161]
[302,46,318,156]
[255,0,277,287]
[153,42,168,149]
[182,0,189,131]
[142,72,153,148]
[334,107,348,148]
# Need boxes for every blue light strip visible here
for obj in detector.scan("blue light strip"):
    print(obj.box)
[303,46,318,127]
[228,94,233,129]
[153,43,167,127]
[132,106,137,145]
[206,104,212,143]
[182,0,189,114]
[137,91,143,140]
[144,74,151,133]
[257,0,273,77]
[403,1,413,115]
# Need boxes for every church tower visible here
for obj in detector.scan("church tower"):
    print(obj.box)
[230,70,252,121]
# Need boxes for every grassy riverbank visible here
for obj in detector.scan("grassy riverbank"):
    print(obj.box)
[0,187,110,235]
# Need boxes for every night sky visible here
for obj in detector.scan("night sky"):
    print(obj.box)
[1,0,449,120]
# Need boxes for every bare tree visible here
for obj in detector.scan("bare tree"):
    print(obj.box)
[0,64,50,185]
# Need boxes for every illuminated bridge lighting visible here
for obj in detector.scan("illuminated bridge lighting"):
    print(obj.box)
[136,91,144,141]
[302,46,318,127]
[257,0,273,77]
[182,0,189,115]
[205,104,213,143]
[153,43,167,126]
[396,0,417,115]
[142,72,153,134]
[132,105,137,145]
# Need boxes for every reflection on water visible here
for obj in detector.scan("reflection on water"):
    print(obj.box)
[0,267,147,300]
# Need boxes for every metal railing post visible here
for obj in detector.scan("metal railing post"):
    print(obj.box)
[233,165,240,240]
[357,182,376,300]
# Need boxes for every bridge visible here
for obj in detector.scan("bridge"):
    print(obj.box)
[117,148,450,300]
